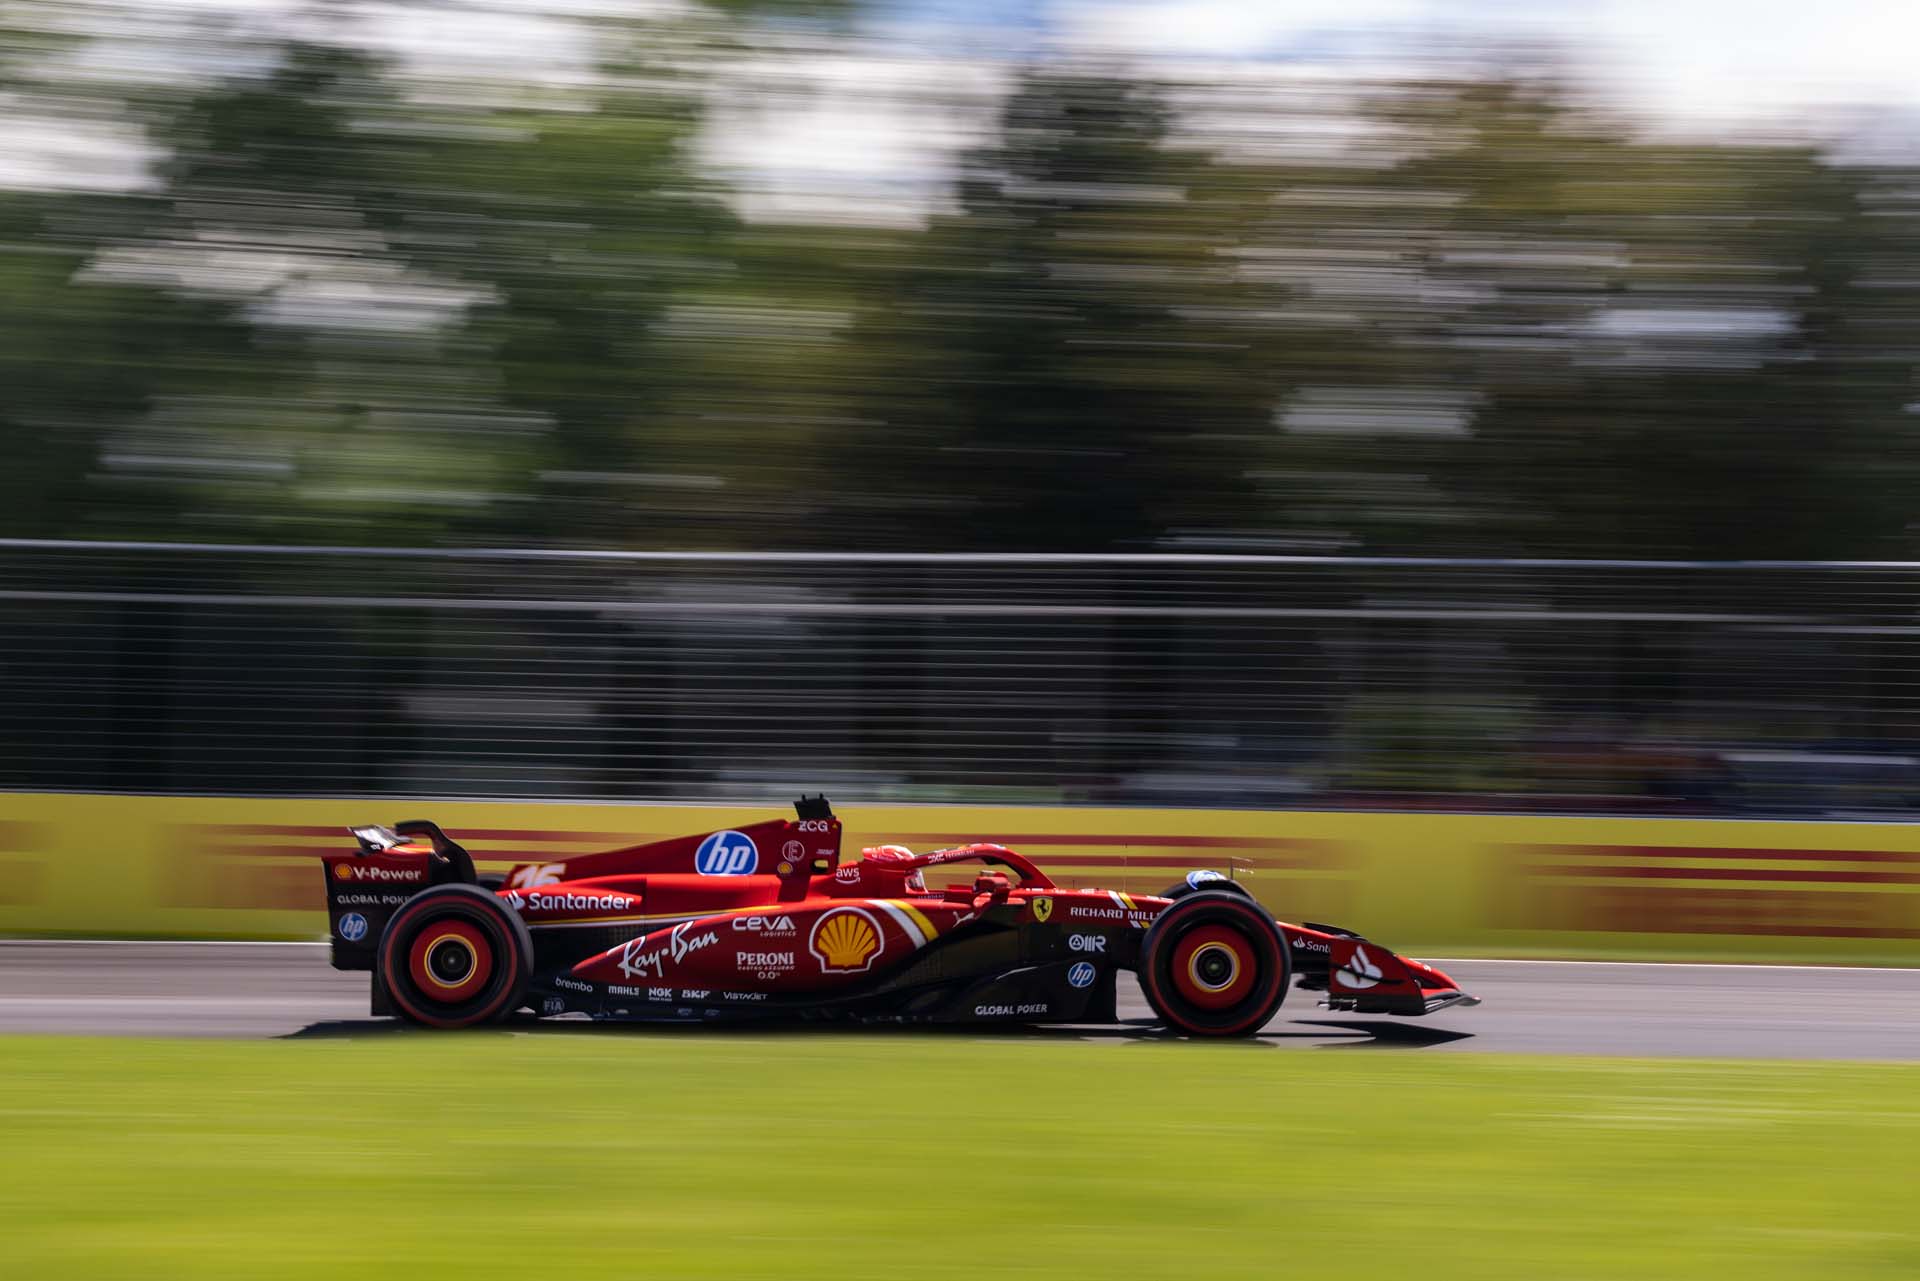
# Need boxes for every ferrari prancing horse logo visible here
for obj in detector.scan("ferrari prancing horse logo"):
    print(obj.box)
[1032,897,1053,923]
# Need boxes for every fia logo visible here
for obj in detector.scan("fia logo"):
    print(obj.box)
[695,831,758,876]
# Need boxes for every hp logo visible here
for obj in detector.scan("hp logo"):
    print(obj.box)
[1067,961,1096,990]
[337,912,368,943]
[694,830,759,876]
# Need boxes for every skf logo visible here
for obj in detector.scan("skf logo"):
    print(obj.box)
[1031,897,1053,923]
[810,907,883,973]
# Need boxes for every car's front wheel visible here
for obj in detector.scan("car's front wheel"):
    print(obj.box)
[377,884,532,1028]
[1138,890,1290,1037]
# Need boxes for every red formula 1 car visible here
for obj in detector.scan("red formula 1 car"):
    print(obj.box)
[320,797,1477,1036]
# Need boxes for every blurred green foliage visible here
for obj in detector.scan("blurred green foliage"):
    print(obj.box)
[3,5,1919,555]
[5,1034,1920,1279]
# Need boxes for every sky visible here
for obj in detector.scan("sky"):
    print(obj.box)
[711,0,1920,222]
[884,0,1920,129]
[6,0,1920,215]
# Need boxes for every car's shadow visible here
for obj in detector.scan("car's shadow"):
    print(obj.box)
[283,1013,1474,1048]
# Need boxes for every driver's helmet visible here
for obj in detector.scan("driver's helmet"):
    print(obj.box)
[859,844,927,894]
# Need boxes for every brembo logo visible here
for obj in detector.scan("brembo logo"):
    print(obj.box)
[335,862,423,883]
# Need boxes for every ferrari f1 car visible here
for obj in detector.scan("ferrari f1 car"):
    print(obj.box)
[321,797,1478,1036]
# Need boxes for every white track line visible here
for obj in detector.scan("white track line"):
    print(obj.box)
[0,939,1915,973]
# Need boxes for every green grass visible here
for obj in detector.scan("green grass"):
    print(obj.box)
[1,1033,1916,1280]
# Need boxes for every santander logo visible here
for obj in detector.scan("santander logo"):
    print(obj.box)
[1339,945,1386,990]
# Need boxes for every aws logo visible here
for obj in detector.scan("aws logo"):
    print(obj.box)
[809,907,883,973]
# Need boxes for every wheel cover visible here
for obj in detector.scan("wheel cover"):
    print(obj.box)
[1170,924,1257,1010]
[407,919,493,1003]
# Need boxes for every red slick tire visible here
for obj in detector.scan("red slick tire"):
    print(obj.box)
[377,883,532,1029]
[1139,890,1290,1037]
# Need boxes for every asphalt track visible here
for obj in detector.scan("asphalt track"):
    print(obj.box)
[2,941,1918,1058]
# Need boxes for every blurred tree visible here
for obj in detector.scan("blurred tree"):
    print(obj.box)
[1246,75,1920,558]
[825,69,1288,550]
[5,10,1920,561]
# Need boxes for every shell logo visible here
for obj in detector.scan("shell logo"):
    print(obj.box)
[809,907,884,973]
[334,863,353,880]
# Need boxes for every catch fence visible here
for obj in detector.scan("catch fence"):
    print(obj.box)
[3,539,1918,815]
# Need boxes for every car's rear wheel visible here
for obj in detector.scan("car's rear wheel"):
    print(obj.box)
[1139,890,1289,1037]
[377,884,531,1028]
